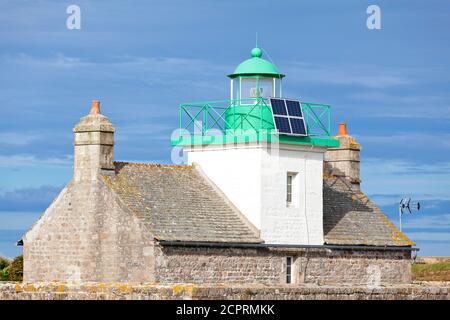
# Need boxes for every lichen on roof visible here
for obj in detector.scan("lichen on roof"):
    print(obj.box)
[102,161,412,247]
[102,161,262,244]
[323,172,414,247]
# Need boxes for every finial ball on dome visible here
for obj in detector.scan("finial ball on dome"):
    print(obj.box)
[251,47,262,58]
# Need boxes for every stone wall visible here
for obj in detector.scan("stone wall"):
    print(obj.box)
[324,133,361,190]
[22,179,155,283]
[297,249,411,285]
[0,282,448,300]
[155,245,411,285]
[155,246,284,284]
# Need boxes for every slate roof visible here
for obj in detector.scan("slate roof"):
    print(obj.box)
[102,162,262,243]
[323,173,414,247]
[102,161,413,247]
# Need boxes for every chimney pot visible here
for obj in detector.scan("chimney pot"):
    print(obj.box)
[337,122,348,136]
[90,100,101,115]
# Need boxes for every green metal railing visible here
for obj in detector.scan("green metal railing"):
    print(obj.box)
[301,102,332,137]
[179,98,331,138]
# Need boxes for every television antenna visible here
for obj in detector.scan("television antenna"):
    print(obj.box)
[399,198,420,231]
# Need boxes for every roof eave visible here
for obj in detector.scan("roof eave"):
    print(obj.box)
[157,240,418,251]
[227,72,285,79]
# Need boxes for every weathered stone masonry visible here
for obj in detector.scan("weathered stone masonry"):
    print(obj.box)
[1,282,448,300]
[23,179,155,283]
[154,245,411,285]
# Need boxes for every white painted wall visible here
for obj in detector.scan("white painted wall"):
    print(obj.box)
[260,147,324,245]
[185,143,326,245]
[187,144,263,229]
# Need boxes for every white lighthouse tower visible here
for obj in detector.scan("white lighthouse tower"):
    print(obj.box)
[172,45,339,245]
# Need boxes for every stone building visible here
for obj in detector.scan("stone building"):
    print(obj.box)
[19,46,415,285]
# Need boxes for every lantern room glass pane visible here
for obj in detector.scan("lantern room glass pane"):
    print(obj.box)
[232,78,239,100]
[274,78,282,97]
[258,78,273,98]
[237,76,281,102]
[240,77,257,101]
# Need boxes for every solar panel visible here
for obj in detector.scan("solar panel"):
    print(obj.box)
[270,98,287,115]
[286,100,303,117]
[274,116,291,133]
[268,98,307,136]
[289,118,307,135]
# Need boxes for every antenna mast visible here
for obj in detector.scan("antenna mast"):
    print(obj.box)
[398,198,421,231]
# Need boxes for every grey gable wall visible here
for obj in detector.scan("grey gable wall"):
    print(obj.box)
[22,178,156,283]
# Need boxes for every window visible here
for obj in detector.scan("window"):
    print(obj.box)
[286,256,293,284]
[274,78,282,97]
[240,77,257,100]
[287,175,293,204]
[258,78,274,98]
[286,172,297,206]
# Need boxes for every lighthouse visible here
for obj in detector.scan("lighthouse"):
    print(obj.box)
[172,44,339,245]
[20,43,415,285]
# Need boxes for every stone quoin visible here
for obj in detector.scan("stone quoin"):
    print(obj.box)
[19,44,415,286]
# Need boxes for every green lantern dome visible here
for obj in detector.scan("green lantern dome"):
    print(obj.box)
[228,47,285,79]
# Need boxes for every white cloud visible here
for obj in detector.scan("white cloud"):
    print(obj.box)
[403,214,450,229]
[423,201,445,209]
[0,211,41,230]
[406,232,450,241]
[4,53,228,76]
[1,53,228,97]
[347,92,450,119]
[363,158,450,175]
[119,123,173,136]
[0,154,72,167]
[286,62,414,89]
[0,132,41,146]
[362,158,450,204]
[369,194,447,206]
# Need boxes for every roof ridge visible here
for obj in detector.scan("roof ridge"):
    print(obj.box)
[114,161,192,169]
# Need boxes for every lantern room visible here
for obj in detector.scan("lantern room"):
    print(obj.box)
[172,41,338,149]
[228,47,284,102]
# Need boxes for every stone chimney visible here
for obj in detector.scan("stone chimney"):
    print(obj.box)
[324,123,361,190]
[73,100,115,181]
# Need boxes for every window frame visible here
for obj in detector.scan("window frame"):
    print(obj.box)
[286,256,294,284]
[286,174,293,204]
[239,76,258,104]
[286,172,298,207]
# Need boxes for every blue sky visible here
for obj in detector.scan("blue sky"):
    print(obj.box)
[0,0,449,258]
